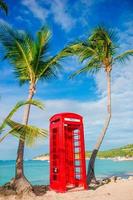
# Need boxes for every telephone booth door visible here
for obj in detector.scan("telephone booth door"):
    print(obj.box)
[50,113,87,192]
[65,124,75,185]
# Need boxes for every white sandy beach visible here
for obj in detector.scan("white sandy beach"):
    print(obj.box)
[0,179,133,200]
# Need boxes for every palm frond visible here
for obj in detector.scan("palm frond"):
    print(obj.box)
[33,26,51,74]
[64,42,86,55]
[0,130,11,143]
[0,22,72,83]
[0,99,44,133]
[114,50,133,64]
[62,42,93,57]
[63,41,96,63]
[88,25,118,60]
[0,22,34,84]
[37,57,62,80]
[6,119,48,147]
[79,46,96,63]
[32,26,66,81]
[37,53,63,80]
[70,58,101,78]
[0,22,66,83]
[0,0,8,15]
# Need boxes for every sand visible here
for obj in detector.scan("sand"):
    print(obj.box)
[0,179,133,200]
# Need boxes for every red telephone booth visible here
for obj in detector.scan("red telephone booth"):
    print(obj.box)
[49,112,88,192]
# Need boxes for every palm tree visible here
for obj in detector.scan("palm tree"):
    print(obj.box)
[0,22,66,193]
[64,26,133,184]
[0,0,8,15]
[0,99,47,144]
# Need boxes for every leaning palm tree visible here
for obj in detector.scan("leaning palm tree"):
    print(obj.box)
[0,22,66,193]
[64,26,133,184]
[0,0,8,15]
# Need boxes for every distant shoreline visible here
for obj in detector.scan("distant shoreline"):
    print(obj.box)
[33,155,49,161]
[33,156,133,161]
[32,144,133,161]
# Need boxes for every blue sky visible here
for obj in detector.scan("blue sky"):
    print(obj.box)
[0,0,133,159]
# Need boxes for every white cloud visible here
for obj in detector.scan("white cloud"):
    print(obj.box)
[21,0,75,31]
[22,0,49,22]
[49,0,75,31]
[73,0,106,28]
[116,19,133,52]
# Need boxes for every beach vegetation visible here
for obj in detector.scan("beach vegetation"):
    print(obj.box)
[86,144,133,158]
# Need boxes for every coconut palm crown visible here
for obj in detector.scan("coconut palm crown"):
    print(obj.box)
[0,23,65,92]
[65,26,133,76]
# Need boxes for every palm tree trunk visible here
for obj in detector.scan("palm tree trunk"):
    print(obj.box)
[14,83,35,192]
[87,70,111,184]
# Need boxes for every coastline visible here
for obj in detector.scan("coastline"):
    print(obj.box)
[33,155,49,161]
[33,155,133,161]
[99,156,133,161]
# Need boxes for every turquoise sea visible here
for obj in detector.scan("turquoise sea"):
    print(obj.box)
[0,159,133,186]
